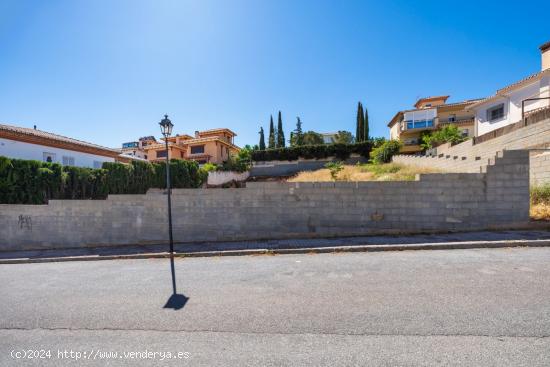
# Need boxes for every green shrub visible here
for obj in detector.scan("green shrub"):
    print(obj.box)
[531,184,550,205]
[371,137,386,148]
[421,125,468,150]
[151,160,204,189]
[251,141,373,162]
[325,161,344,180]
[0,156,206,204]
[202,163,218,172]
[369,140,402,164]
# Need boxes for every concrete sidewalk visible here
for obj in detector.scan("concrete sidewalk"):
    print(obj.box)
[1,230,550,264]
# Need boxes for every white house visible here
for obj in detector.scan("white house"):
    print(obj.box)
[0,123,130,168]
[471,41,550,136]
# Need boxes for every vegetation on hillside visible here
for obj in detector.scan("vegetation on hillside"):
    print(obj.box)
[531,184,550,220]
[369,140,402,164]
[288,162,440,182]
[421,125,468,150]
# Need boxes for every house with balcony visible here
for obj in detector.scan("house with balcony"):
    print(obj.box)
[388,96,481,154]
[121,136,157,160]
[468,41,550,136]
[144,128,240,164]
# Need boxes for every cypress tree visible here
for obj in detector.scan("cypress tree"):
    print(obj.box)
[293,116,304,146]
[268,115,276,149]
[277,111,285,147]
[259,127,266,150]
[364,106,369,141]
[356,102,364,142]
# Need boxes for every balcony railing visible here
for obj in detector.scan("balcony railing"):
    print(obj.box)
[438,118,474,125]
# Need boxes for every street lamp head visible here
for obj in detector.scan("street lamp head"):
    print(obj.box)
[159,114,173,137]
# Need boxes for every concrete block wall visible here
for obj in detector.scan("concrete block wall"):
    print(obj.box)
[0,150,530,251]
[393,118,550,185]
[531,151,550,186]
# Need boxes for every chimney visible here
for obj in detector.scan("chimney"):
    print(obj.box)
[540,41,550,71]
[195,130,200,138]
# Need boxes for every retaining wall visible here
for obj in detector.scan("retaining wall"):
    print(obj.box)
[207,171,250,186]
[251,155,367,177]
[0,150,530,251]
[393,118,550,185]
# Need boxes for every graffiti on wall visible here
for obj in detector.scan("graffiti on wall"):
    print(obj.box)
[18,215,32,231]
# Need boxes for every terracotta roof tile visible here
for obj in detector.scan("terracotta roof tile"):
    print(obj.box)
[496,68,550,94]
[0,123,120,154]
[469,68,550,108]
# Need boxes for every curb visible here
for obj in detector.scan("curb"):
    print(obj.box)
[2,239,550,264]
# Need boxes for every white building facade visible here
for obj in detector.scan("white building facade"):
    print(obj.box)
[0,124,124,168]
[0,138,115,168]
[472,42,550,136]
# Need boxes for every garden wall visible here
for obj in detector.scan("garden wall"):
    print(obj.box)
[0,150,530,251]
[393,117,550,185]
[207,171,250,186]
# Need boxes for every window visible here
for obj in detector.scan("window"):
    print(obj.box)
[487,104,505,121]
[406,119,434,129]
[43,152,56,163]
[190,145,205,154]
[93,161,103,169]
[157,150,167,158]
[62,156,75,166]
[462,129,469,137]
[424,103,432,107]
[122,142,138,148]
[448,114,456,122]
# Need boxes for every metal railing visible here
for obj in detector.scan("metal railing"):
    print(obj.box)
[521,97,550,120]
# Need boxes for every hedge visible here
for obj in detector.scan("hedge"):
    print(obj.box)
[369,140,402,164]
[251,141,373,162]
[0,156,205,204]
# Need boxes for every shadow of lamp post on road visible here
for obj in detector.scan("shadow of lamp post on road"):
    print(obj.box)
[159,114,189,311]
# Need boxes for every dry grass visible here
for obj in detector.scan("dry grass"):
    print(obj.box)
[531,203,550,221]
[288,163,441,182]
[531,184,550,221]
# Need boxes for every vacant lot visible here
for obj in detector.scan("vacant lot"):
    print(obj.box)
[288,163,440,182]
[288,163,550,221]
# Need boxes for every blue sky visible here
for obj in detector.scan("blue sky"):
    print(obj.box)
[0,0,548,148]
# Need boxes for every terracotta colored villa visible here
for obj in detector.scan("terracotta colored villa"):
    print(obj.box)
[144,128,240,165]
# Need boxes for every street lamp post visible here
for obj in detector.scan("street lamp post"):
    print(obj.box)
[159,114,174,255]
[159,114,188,310]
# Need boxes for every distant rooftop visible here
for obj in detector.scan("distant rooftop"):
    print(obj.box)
[0,123,120,156]
[413,96,449,109]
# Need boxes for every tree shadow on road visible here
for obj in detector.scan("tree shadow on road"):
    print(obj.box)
[163,256,189,310]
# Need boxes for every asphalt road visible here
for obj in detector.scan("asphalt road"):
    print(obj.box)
[1,248,550,366]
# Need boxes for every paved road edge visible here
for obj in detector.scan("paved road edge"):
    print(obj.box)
[2,239,550,264]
